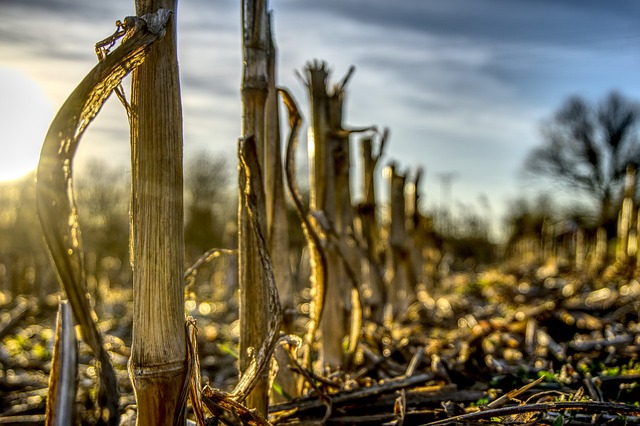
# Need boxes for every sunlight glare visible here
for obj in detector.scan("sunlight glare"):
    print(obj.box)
[0,68,53,182]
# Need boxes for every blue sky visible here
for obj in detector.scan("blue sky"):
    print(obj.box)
[1,0,640,230]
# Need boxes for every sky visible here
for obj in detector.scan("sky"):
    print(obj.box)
[2,0,640,231]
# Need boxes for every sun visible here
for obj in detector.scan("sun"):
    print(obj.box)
[0,68,53,182]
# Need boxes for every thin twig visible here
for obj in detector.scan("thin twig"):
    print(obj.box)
[486,376,545,409]
[270,373,432,415]
[184,248,238,287]
[422,400,640,426]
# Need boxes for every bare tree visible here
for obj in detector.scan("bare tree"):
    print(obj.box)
[524,91,640,229]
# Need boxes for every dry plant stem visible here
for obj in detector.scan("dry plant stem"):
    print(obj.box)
[422,401,640,426]
[486,376,545,409]
[305,62,330,210]
[95,22,131,122]
[274,348,334,423]
[394,389,407,426]
[327,104,364,367]
[263,13,293,330]
[186,318,208,426]
[280,88,328,376]
[235,136,283,403]
[198,137,282,424]
[386,163,417,321]
[129,2,188,424]
[237,138,269,413]
[241,0,269,170]
[240,0,270,414]
[313,64,374,369]
[36,12,169,424]
[45,300,77,426]
[305,62,352,369]
[263,12,297,402]
[357,132,388,322]
[315,221,363,367]
[407,167,428,288]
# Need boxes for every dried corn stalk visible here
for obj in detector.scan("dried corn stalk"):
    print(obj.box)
[385,163,416,322]
[356,133,387,323]
[263,11,298,402]
[303,62,369,369]
[239,0,271,414]
[128,2,190,423]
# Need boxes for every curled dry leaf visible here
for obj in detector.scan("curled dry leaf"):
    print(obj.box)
[36,10,171,424]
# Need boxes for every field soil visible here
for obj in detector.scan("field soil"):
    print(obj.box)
[1,258,640,425]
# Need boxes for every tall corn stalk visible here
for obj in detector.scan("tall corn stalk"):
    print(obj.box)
[306,62,344,369]
[386,163,416,322]
[264,13,293,333]
[129,1,189,423]
[239,0,270,414]
[407,168,429,291]
[357,133,387,323]
[304,62,366,369]
[263,13,298,401]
